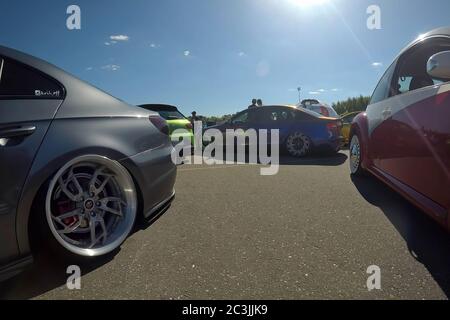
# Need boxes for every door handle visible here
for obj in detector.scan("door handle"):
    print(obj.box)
[0,126,36,138]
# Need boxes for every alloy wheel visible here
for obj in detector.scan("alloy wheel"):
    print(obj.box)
[286,132,311,157]
[349,135,361,174]
[45,155,137,257]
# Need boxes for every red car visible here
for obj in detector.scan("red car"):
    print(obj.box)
[350,27,450,231]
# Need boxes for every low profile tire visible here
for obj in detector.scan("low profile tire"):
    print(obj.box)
[285,132,312,158]
[43,155,137,260]
[349,134,364,176]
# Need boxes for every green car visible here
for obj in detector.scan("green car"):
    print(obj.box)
[139,104,194,145]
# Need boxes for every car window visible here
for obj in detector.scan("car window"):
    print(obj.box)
[343,114,357,124]
[158,110,185,120]
[370,61,396,104]
[231,111,249,124]
[267,109,293,122]
[0,57,63,99]
[391,37,450,97]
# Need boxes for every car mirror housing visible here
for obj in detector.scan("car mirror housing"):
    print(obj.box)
[427,50,450,80]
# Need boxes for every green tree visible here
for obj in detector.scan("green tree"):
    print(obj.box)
[332,95,371,115]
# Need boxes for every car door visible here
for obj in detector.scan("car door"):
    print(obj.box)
[0,57,64,263]
[369,37,450,212]
[222,109,259,146]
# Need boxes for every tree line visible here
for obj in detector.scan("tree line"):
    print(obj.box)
[331,95,371,115]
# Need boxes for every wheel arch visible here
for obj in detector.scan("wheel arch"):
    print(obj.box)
[350,112,371,170]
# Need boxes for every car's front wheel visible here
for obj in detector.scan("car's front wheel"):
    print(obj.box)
[285,132,311,158]
[44,155,137,259]
[349,134,364,175]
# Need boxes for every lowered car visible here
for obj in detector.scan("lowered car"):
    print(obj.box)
[212,105,343,157]
[350,27,450,231]
[139,104,194,145]
[0,46,177,281]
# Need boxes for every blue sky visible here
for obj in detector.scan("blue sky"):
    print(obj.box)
[0,0,449,116]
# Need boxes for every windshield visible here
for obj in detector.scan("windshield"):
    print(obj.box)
[157,110,186,120]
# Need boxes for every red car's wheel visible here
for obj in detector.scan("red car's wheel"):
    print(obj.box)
[349,134,364,175]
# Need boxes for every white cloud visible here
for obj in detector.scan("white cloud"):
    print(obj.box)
[150,43,161,48]
[183,50,191,56]
[85,67,93,71]
[318,89,326,93]
[309,91,320,95]
[238,51,246,57]
[372,62,383,67]
[110,35,129,41]
[101,64,120,71]
[104,42,111,46]
[331,88,339,92]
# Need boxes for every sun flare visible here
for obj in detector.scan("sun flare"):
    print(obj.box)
[289,0,330,7]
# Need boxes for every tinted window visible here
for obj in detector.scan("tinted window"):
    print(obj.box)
[262,108,294,122]
[157,110,185,120]
[0,58,63,99]
[370,61,396,104]
[231,111,249,124]
[391,37,450,97]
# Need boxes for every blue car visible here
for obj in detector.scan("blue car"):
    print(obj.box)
[211,105,343,157]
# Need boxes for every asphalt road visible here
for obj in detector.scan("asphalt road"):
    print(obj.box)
[1,152,449,300]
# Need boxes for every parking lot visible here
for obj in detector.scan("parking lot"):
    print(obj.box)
[1,151,449,300]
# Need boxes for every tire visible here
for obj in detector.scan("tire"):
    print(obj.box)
[349,134,364,176]
[285,132,312,158]
[41,155,137,261]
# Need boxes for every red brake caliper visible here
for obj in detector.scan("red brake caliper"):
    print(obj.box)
[57,200,78,226]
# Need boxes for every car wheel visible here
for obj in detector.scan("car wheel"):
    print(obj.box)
[44,155,137,259]
[285,132,311,158]
[349,134,364,175]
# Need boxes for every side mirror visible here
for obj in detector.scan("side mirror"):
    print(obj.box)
[427,51,450,80]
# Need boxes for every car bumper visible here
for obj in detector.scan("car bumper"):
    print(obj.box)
[120,142,177,218]
[314,137,343,153]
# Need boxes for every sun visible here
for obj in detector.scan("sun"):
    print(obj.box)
[289,0,330,7]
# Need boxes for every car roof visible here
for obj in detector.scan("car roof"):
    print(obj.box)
[397,27,450,58]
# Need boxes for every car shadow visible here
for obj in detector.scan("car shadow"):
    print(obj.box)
[0,205,171,300]
[193,151,348,167]
[352,174,450,298]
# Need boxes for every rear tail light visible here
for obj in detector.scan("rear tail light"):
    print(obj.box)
[327,122,340,137]
[149,115,169,135]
